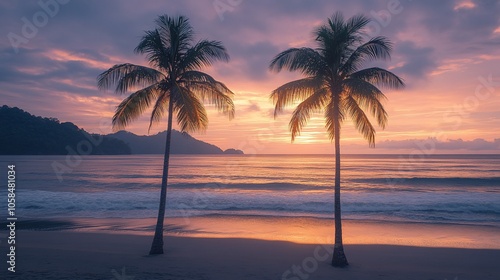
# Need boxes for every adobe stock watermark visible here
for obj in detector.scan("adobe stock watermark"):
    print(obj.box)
[51,119,109,182]
[176,183,221,224]
[362,0,411,41]
[281,237,334,280]
[387,74,499,186]
[110,267,135,280]
[213,0,243,21]
[442,74,499,130]
[7,0,70,53]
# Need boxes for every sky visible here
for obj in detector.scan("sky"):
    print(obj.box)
[1,0,499,154]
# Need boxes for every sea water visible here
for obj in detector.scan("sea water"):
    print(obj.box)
[0,154,499,227]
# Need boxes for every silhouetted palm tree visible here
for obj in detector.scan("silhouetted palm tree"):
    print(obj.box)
[269,12,404,267]
[97,15,235,255]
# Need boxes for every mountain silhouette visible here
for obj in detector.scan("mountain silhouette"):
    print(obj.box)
[108,130,243,154]
[0,105,130,155]
[0,105,243,155]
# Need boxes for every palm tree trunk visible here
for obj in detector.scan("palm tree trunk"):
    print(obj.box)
[149,98,174,255]
[331,102,349,267]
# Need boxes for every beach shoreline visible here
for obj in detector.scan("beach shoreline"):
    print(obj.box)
[7,215,499,248]
[1,229,499,280]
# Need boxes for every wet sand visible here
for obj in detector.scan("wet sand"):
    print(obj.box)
[1,216,500,279]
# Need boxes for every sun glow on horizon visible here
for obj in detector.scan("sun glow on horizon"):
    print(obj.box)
[1,1,499,154]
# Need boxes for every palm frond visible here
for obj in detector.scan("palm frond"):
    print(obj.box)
[172,85,208,132]
[316,12,367,63]
[271,77,326,118]
[155,15,194,55]
[112,84,160,131]
[180,71,234,119]
[289,88,330,141]
[134,29,171,70]
[97,63,165,93]
[324,99,345,142]
[327,12,346,33]
[340,37,393,75]
[343,78,388,128]
[349,67,405,89]
[148,91,170,133]
[179,40,230,71]
[342,95,376,146]
[269,48,327,76]
[180,71,231,92]
[345,14,371,35]
[184,87,234,119]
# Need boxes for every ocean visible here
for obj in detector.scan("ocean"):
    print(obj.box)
[1,154,499,227]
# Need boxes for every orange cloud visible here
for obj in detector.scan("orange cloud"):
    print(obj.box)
[453,1,476,11]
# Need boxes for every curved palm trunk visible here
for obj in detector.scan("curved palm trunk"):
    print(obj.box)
[332,100,349,267]
[149,98,174,255]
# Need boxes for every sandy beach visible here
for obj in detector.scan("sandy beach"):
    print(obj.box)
[1,217,500,280]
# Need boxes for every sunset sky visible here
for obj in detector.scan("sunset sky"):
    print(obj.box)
[1,0,499,154]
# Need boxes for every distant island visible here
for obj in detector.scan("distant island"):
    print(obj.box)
[0,106,243,155]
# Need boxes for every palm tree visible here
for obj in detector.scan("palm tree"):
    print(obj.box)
[97,15,235,255]
[269,12,404,267]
